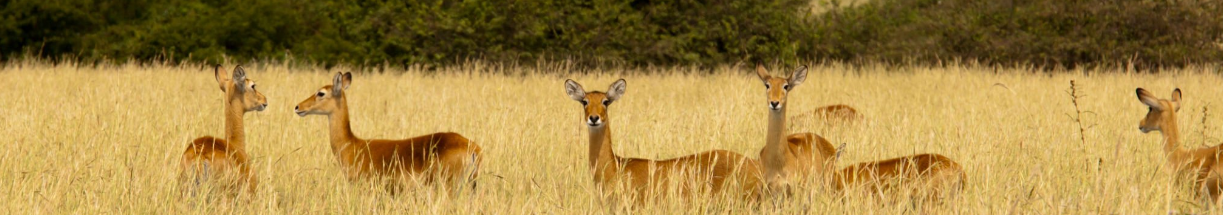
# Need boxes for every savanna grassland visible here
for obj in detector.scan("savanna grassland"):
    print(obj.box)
[3,60,1223,214]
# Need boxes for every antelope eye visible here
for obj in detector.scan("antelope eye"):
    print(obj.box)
[602,99,610,106]
[317,92,325,97]
[764,84,770,89]
[580,99,588,106]
[783,84,790,91]
[251,84,256,90]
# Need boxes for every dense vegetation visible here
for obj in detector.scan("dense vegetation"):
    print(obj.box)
[810,0,1223,70]
[2,0,1220,69]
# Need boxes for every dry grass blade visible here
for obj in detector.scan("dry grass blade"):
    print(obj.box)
[0,60,1218,213]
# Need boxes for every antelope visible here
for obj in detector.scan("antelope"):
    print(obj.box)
[294,72,482,191]
[1135,88,1223,202]
[831,153,966,203]
[179,65,268,198]
[753,65,838,194]
[563,79,763,203]
[789,104,863,126]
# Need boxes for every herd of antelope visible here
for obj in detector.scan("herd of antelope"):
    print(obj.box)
[176,64,1223,207]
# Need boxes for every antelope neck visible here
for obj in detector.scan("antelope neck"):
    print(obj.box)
[1159,111,1188,166]
[587,124,619,177]
[223,92,246,149]
[764,107,788,161]
[327,97,360,158]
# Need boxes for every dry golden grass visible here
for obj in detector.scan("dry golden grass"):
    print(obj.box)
[3,60,1223,213]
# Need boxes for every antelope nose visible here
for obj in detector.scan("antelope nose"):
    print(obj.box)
[589,116,601,123]
[769,101,780,108]
[294,105,299,110]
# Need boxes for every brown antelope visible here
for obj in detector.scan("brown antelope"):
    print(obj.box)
[1136,88,1223,202]
[294,72,482,191]
[753,65,838,194]
[563,79,763,203]
[831,153,965,203]
[179,65,268,198]
[789,104,863,126]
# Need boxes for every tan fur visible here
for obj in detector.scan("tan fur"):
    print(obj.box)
[179,65,268,198]
[832,154,966,203]
[783,133,838,182]
[295,72,482,191]
[1136,88,1223,202]
[753,65,963,202]
[790,104,863,126]
[754,64,838,194]
[564,79,763,204]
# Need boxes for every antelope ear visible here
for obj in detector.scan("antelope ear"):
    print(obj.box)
[788,66,808,87]
[1136,88,1163,110]
[606,79,627,102]
[232,66,247,93]
[331,72,349,95]
[1171,88,1182,111]
[564,79,586,102]
[214,65,229,92]
[755,64,770,82]
[341,72,353,90]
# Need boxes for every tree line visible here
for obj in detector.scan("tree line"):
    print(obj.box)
[2,0,1220,70]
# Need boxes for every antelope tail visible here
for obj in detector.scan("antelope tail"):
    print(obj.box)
[185,161,210,197]
[466,152,480,190]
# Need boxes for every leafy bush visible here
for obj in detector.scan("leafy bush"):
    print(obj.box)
[809,0,1223,69]
[1,0,1220,69]
[1,0,811,67]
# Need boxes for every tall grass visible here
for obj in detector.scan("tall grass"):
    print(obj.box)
[1,60,1221,213]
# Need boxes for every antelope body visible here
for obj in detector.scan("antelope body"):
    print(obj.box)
[564,79,763,203]
[790,104,863,126]
[753,65,838,194]
[295,72,482,190]
[831,153,965,202]
[179,66,268,197]
[1136,88,1223,202]
[754,64,963,203]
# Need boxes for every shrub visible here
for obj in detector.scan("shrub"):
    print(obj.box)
[809,0,1223,69]
[0,0,811,68]
[1,0,1220,69]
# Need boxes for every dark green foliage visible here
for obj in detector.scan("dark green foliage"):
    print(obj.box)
[809,0,1223,69]
[2,0,1220,69]
[0,0,811,67]
[2,0,103,58]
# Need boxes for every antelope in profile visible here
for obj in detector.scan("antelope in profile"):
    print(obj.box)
[753,65,838,194]
[1135,88,1223,202]
[179,65,268,198]
[831,153,966,203]
[563,79,763,203]
[294,72,482,191]
[789,104,863,127]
